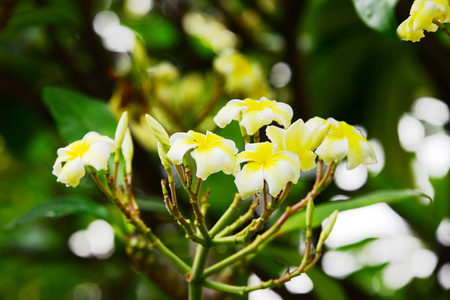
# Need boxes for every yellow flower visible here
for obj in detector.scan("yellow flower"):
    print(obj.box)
[167,131,238,180]
[234,142,300,199]
[315,118,377,170]
[213,51,271,98]
[213,97,293,135]
[397,0,450,42]
[266,118,330,172]
[53,132,116,187]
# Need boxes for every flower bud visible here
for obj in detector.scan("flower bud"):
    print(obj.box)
[145,114,171,152]
[122,129,134,174]
[115,111,129,149]
[316,210,338,253]
[306,200,315,237]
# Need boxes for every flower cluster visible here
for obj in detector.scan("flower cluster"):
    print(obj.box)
[165,97,377,199]
[397,0,450,42]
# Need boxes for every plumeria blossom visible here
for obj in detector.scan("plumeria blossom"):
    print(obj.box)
[213,97,293,135]
[397,0,450,42]
[315,118,377,170]
[266,118,330,172]
[167,130,238,180]
[53,132,116,187]
[234,142,300,199]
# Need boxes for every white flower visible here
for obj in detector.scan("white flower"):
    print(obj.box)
[53,132,115,187]
[266,117,330,172]
[213,97,293,135]
[315,118,377,170]
[167,130,238,180]
[234,142,300,199]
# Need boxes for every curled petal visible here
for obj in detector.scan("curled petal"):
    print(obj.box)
[346,134,377,170]
[56,157,86,187]
[213,100,245,128]
[167,136,198,165]
[266,125,287,150]
[234,162,264,199]
[299,150,317,172]
[268,101,293,129]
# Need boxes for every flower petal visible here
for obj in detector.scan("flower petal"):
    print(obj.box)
[81,141,113,171]
[266,125,286,150]
[299,150,317,172]
[234,162,264,199]
[240,107,273,135]
[315,135,349,165]
[213,99,245,128]
[346,134,377,170]
[269,101,293,129]
[191,147,227,180]
[263,157,299,197]
[167,135,198,165]
[56,157,86,187]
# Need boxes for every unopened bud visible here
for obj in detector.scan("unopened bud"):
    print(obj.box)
[306,200,315,235]
[145,114,170,152]
[122,129,134,174]
[115,111,128,149]
[316,210,338,253]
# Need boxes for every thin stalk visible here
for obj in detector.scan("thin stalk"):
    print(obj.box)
[189,245,209,300]
[209,194,242,236]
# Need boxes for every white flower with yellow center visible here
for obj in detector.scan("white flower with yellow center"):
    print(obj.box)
[53,132,116,187]
[315,118,377,170]
[213,97,293,135]
[167,130,238,180]
[266,117,330,172]
[397,0,450,42]
[234,142,300,199]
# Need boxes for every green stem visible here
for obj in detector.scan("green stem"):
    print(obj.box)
[216,195,259,238]
[189,245,209,300]
[209,194,242,236]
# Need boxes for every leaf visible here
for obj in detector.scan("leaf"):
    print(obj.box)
[351,0,400,36]
[6,5,78,30]
[5,195,112,230]
[307,268,349,300]
[43,87,117,143]
[281,189,428,234]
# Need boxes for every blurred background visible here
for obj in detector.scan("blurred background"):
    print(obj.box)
[1,0,450,299]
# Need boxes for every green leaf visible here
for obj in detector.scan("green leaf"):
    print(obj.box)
[5,195,112,230]
[308,268,349,300]
[281,189,428,234]
[6,5,78,30]
[43,87,117,142]
[351,0,400,36]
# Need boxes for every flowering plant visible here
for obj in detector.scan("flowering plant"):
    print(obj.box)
[43,95,397,299]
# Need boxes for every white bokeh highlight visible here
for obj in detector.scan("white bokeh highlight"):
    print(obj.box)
[412,97,450,126]
[398,114,425,152]
[334,163,368,191]
[270,62,292,88]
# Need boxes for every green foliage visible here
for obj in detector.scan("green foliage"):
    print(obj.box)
[43,87,117,142]
[5,195,112,231]
[351,0,400,37]
[281,189,428,233]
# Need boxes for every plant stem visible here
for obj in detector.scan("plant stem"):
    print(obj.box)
[209,194,242,236]
[189,245,209,300]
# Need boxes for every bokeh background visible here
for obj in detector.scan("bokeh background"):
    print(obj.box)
[1,0,450,299]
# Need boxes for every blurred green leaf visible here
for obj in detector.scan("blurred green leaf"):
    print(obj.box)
[5,195,112,230]
[351,0,399,36]
[124,14,178,50]
[43,87,117,142]
[5,5,78,30]
[281,189,428,234]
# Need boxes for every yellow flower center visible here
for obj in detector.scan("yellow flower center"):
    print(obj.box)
[66,140,90,160]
